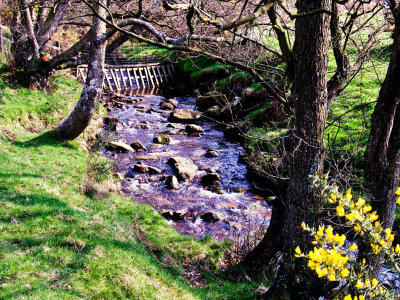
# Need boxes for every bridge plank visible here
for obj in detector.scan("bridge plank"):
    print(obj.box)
[156,66,164,85]
[127,68,133,88]
[143,67,152,87]
[161,65,169,83]
[146,66,155,87]
[110,69,120,90]
[103,69,113,90]
[151,66,160,86]
[167,65,174,81]
[120,68,128,89]
[133,68,140,88]
[138,68,146,87]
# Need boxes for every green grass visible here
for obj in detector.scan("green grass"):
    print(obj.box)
[0,63,258,299]
[121,45,172,61]
[325,43,390,170]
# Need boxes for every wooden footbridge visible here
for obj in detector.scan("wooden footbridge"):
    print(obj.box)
[77,47,176,92]
[77,62,176,92]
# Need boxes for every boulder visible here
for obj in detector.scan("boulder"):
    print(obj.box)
[223,124,246,143]
[166,123,184,129]
[153,135,171,144]
[185,124,203,134]
[165,175,180,189]
[167,157,198,182]
[135,124,150,130]
[205,149,219,158]
[203,105,221,119]
[166,98,179,107]
[196,91,225,110]
[130,140,148,152]
[107,141,135,153]
[160,102,175,111]
[201,173,221,186]
[168,109,201,123]
[148,166,162,174]
[200,212,224,222]
[161,209,186,221]
[133,161,149,173]
[238,152,247,163]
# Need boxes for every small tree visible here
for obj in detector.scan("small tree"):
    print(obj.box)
[56,0,106,140]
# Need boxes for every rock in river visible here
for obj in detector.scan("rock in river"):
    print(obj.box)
[106,141,135,153]
[153,135,171,144]
[168,109,201,123]
[133,161,149,173]
[185,124,203,134]
[205,148,219,158]
[166,98,179,107]
[201,173,221,186]
[130,140,148,152]
[159,102,175,111]
[165,175,180,189]
[167,157,198,182]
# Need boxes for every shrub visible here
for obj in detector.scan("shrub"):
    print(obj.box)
[295,183,400,299]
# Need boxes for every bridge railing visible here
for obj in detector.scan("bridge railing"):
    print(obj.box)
[77,62,176,91]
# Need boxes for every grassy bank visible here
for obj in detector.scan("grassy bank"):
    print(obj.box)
[0,63,257,299]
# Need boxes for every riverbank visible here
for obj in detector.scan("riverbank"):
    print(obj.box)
[0,63,259,299]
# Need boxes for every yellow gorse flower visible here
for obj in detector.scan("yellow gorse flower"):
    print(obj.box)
[296,185,398,299]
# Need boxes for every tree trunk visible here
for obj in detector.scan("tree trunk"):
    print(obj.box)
[363,5,400,276]
[366,9,400,231]
[56,0,107,140]
[241,0,331,297]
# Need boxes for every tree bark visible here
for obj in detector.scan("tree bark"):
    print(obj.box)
[241,0,331,297]
[56,0,107,140]
[366,3,400,233]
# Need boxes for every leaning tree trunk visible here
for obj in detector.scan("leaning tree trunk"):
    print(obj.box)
[363,5,400,275]
[366,8,400,231]
[56,0,107,140]
[241,0,331,297]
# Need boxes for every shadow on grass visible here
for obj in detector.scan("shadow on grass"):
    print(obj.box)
[13,130,77,149]
[0,188,202,299]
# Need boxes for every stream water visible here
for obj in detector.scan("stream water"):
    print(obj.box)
[102,89,271,242]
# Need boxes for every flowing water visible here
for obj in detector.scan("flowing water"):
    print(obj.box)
[102,90,271,242]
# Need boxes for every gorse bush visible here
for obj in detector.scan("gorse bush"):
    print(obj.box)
[295,185,400,299]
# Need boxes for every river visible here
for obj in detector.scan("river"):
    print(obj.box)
[102,89,271,243]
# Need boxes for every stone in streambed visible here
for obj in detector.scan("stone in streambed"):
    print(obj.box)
[161,209,186,221]
[106,141,135,153]
[148,166,162,174]
[159,102,175,111]
[168,109,201,123]
[133,161,149,173]
[130,140,148,152]
[205,149,219,158]
[166,98,179,107]
[200,212,224,222]
[201,173,221,186]
[185,124,203,134]
[196,91,224,110]
[153,135,171,144]
[203,105,221,119]
[135,124,150,130]
[167,157,198,182]
[165,175,179,189]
